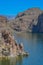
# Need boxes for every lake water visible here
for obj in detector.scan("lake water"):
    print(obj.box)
[0,33,43,65]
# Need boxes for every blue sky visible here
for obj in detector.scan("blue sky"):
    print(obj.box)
[0,0,43,16]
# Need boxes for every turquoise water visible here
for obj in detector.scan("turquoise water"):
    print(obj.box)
[0,33,43,65]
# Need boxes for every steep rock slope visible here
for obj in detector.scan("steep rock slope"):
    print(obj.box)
[9,8,43,32]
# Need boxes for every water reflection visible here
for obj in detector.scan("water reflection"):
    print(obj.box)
[1,58,10,65]
[0,56,23,65]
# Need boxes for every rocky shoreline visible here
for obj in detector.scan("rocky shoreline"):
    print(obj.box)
[0,30,28,57]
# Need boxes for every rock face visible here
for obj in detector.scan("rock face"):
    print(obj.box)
[0,30,26,56]
[0,16,8,25]
[0,16,8,32]
[9,8,43,33]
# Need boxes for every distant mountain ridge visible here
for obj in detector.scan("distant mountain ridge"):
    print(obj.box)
[0,8,43,33]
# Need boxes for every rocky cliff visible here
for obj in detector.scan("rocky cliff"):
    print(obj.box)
[9,8,43,33]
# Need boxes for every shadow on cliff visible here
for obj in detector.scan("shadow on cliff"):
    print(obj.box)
[32,13,43,33]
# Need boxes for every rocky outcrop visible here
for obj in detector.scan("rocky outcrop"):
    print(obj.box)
[0,30,26,56]
[9,8,43,33]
